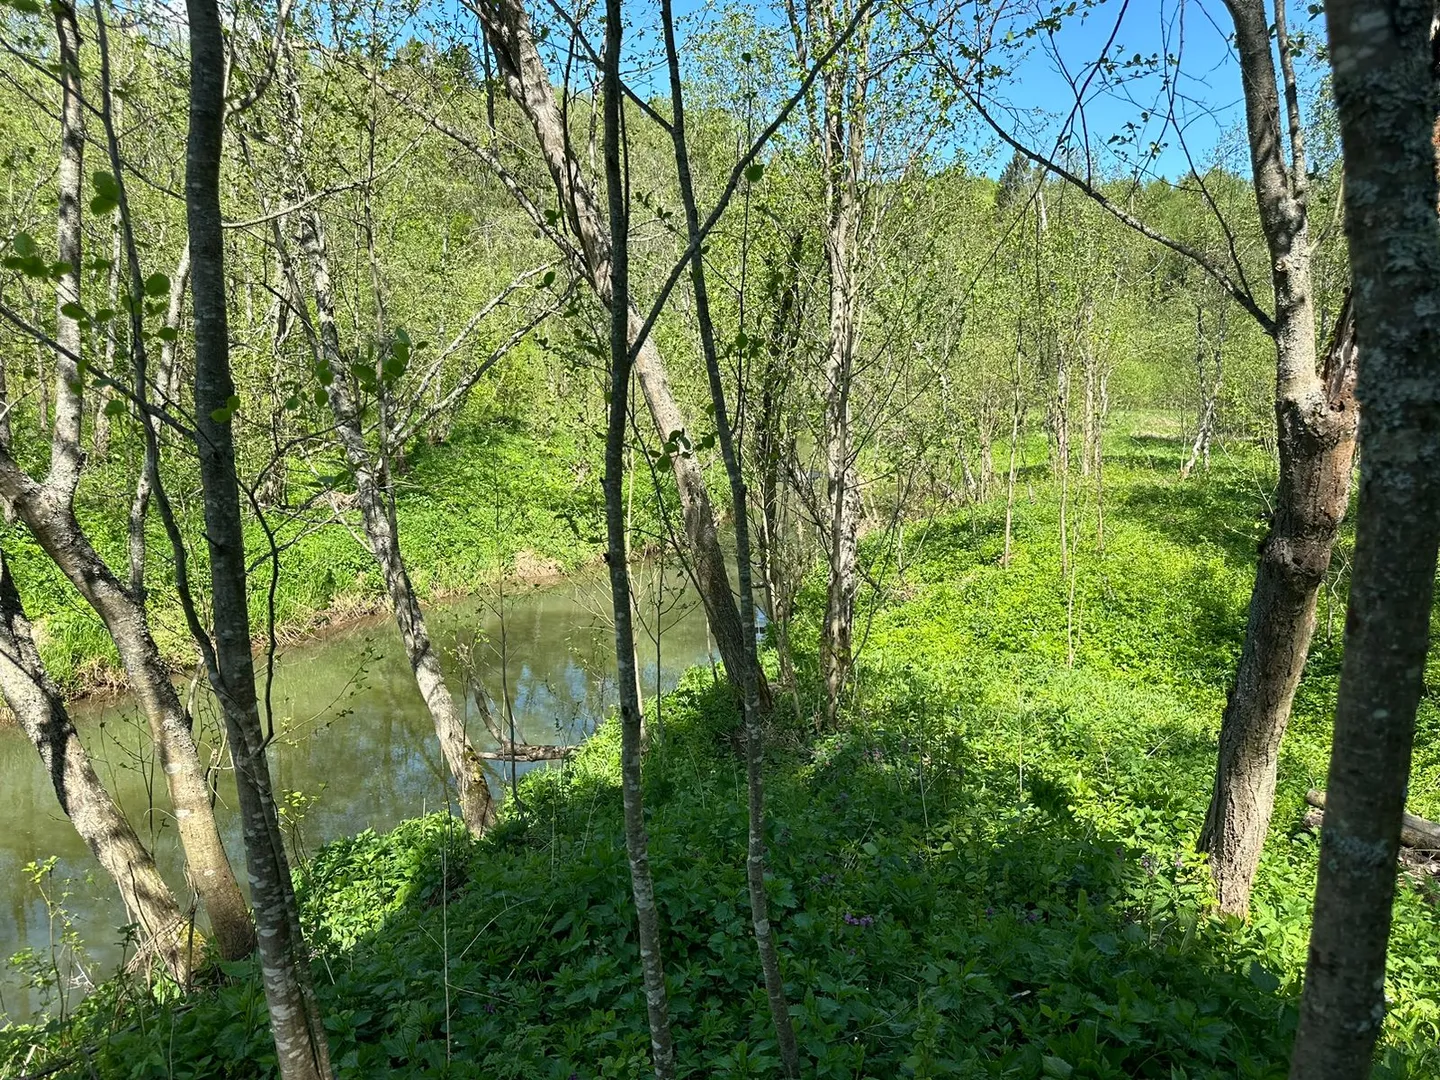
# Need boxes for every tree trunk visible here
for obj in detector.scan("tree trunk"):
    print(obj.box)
[0,3,254,962]
[1200,292,1357,915]
[819,213,861,729]
[814,24,868,731]
[1198,0,1360,918]
[183,1,331,1074]
[661,9,800,1068]
[272,51,496,835]
[0,550,193,981]
[472,0,765,711]
[600,8,677,1074]
[48,0,84,501]
[1291,6,1440,1073]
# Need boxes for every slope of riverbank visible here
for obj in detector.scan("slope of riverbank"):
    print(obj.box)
[8,418,618,696]
[6,432,1440,1078]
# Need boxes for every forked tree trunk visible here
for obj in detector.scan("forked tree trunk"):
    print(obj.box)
[1200,293,1357,915]
[473,0,765,712]
[600,8,676,1074]
[0,2,254,962]
[183,1,331,1074]
[1291,5,1440,1073]
[275,54,496,836]
[0,551,193,981]
[1197,0,1360,918]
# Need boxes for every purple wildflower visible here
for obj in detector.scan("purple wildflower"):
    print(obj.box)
[485,1002,497,1014]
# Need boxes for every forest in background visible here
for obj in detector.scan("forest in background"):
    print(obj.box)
[0,0,1437,1076]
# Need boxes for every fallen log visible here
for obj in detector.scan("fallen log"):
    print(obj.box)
[1305,788,1440,852]
[1300,803,1440,882]
[479,742,577,762]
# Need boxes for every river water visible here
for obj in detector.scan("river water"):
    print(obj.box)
[0,568,716,1022]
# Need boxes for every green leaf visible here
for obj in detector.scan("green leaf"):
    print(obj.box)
[89,171,120,215]
[103,398,127,418]
[143,272,169,297]
[1248,960,1280,994]
[542,270,556,287]
[1041,1057,1073,1079]
[60,301,87,322]
[155,326,178,342]
[744,162,764,183]
[10,231,36,257]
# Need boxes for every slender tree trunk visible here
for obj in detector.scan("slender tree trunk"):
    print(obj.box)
[814,31,868,731]
[1002,333,1022,568]
[599,8,676,1074]
[660,9,800,1069]
[473,0,764,711]
[92,213,122,461]
[1291,6,1440,1073]
[49,0,84,500]
[0,550,193,981]
[274,56,496,836]
[819,213,861,730]
[183,2,331,1074]
[129,247,189,599]
[1198,0,1360,917]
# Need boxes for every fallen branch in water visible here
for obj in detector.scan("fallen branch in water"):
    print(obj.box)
[479,742,577,762]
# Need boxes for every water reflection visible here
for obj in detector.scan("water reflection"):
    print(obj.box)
[0,568,715,1021]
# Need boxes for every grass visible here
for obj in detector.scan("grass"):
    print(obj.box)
[5,414,616,693]
[4,427,1439,1078]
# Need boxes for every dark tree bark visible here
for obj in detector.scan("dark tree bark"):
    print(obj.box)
[659,5,800,1071]
[600,8,677,1074]
[1291,4,1440,1074]
[1196,0,1360,917]
[182,0,331,1074]
[0,550,193,981]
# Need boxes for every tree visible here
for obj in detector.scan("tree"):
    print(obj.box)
[0,549,193,980]
[659,1,800,1068]
[1290,2,1440,1073]
[272,42,498,836]
[0,0,254,961]
[460,0,768,712]
[945,0,1361,915]
[599,2,677,1073]
[181,0,332,1072]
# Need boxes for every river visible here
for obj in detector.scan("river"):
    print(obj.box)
[0,567,716,1022]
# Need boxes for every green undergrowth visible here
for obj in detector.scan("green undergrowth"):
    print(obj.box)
[6,415,614,692]
[6,431,1440,1078]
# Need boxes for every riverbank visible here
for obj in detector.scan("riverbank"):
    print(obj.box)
[6,430,1439,1078]
[10,419,623,699]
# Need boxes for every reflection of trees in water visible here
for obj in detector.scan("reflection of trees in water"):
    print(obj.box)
[0,579,718,1019]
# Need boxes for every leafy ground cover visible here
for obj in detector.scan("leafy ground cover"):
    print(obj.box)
[5,430,1439,1078]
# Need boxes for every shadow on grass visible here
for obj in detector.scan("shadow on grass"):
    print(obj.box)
[55,672,1321,1080]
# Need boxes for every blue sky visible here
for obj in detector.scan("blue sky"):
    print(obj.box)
[645,0,1324,180]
